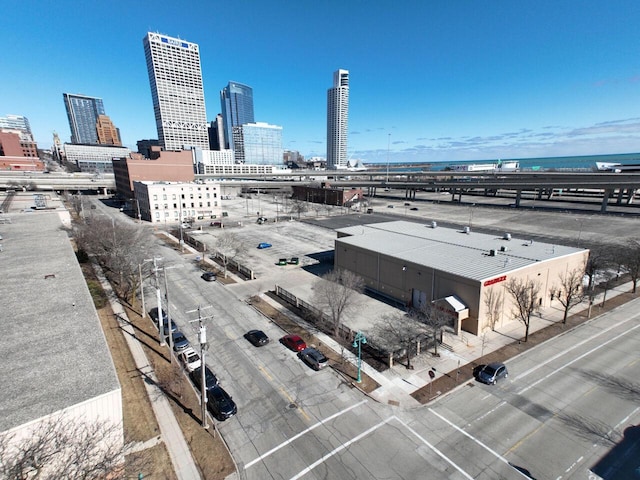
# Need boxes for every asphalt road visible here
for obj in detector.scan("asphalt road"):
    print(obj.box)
[148,234,639,480]
[114,192,640,480]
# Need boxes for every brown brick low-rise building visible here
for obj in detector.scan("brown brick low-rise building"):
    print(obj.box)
[112,146,194,199]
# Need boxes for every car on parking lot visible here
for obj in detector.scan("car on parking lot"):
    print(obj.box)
[257,242,272,249]
[179,347,201,372]
[277,258,288,266]
[189,365,218,391]
[289,257,299,265]
[180,223,191,229]
[210,221,222,227]
[410,207,419,211]
[476,362,508,385]
[257,216,268,224]
[298,347,328,370]
[171,331,190,352]
[244,329,269,347]
[280,334,307,352]
[201,271,216,282]
[387,205,394,208]
[207,385,237,421]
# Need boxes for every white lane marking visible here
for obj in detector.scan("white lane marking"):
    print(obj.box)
[288,417,395,480]
[394,416,475,480]
[428,408,532,479]
[517,322,640,395]
[615,406,640,430]
[472,401,506,425]
[514,312,639,382]
[565,455,584,473]
[244,400,368,469]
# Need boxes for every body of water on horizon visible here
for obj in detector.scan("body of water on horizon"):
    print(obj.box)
[367,152,640,173]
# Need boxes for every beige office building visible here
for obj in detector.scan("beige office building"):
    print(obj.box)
[335,221,588,335]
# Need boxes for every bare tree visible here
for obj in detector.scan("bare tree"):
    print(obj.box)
[553,265,586,324]
[504,277,541,342]
[584,243,609,291]
[215,231,246,278]
[67,193,84,218]
[483,288,503,331]
[0,415,146,480]
[619,239,640,293]
[312,269,364,337]
[289,199,308,219]
[74,216,153,302]
[371,314,428,369]
[410,302,453,355]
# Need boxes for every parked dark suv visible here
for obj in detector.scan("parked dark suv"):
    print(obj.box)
[207,385,237,421]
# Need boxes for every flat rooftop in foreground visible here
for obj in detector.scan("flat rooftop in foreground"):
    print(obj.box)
[0,210,120,432]
[336,220,586,282]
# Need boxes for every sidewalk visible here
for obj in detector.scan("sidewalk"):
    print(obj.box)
[93,264,202,480]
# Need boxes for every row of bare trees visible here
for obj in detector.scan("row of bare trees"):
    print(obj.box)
[73,214,154,302]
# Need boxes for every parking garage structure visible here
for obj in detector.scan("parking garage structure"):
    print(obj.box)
[334,220,588,335]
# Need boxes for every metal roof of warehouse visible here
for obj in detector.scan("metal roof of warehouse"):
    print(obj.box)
[0,211,120,432]
[335,220,584,282]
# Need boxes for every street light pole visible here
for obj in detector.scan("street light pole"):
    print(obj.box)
[352,331,367,383]
[163,267,173,359]
[139,263,146,318]
[151,257,165,346]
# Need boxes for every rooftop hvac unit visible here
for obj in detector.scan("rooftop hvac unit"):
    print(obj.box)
[489,249,496,256]
[431,221,437,228]
[503,233,511,241]
[500,246,508,252]
[463,226,470,234]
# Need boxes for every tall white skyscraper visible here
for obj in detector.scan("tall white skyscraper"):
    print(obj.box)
[326,69,349,169]
[143,32,209,151]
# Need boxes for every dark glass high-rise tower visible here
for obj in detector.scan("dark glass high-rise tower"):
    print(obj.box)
[220,82,254,150]
[63,93,105,144]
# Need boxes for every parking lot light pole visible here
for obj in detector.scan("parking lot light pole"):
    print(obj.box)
[352,331,367,383]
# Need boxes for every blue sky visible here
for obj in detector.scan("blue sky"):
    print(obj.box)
[3,1,640,163]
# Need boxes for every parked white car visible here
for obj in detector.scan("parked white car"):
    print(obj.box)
[179,347,201,372]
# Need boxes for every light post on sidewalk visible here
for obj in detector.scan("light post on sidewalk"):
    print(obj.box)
[352,331,367,383]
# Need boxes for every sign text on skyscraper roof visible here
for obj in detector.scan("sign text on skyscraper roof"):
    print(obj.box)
[160,36,189,49]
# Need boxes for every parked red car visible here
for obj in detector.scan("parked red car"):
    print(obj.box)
[280,334,307,352]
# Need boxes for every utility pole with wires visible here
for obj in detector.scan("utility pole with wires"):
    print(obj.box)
[160,263,183,359]
[187,305,214,429]
[146,257,165,346]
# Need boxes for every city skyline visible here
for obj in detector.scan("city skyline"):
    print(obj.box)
[3,1,640,163]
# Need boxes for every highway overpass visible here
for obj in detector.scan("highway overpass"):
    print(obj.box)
[1,170,639,213]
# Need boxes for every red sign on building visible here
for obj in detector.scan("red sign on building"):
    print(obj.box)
[483,275,507,287]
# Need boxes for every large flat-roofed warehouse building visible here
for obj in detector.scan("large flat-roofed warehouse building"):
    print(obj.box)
[0,199,123,469]
[335,221,589,335]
